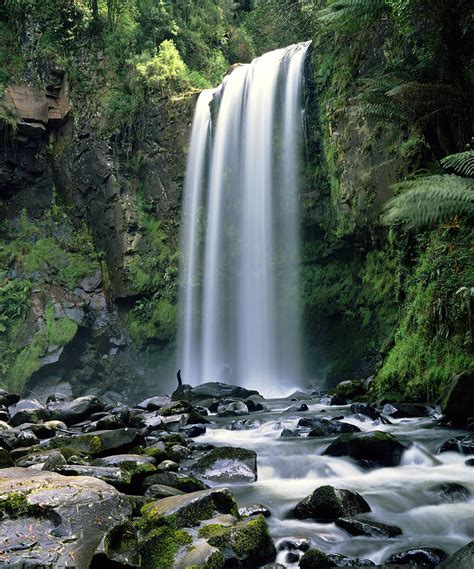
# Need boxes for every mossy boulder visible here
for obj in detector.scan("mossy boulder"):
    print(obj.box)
[290,485,370,521]
[159,400,210,425]
[141,488,239,528]
[299,548,336,568]
[49,428,144,457]
[141,471,207,493]
[298,417,360,436]
[47,395,105,426]
[323,430,406,468]
[199,514,276,567]
[440,371,474,428]
[139,525,193,569]
[193,446,257,483]
[330,379,365,401]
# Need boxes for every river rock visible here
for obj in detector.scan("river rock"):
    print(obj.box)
[440,371,474,428]
[181,424,206,437]
[382,402,429,418]
[323,431,406,468]
[141,487,238,527]
[144,483,186,499]
[440,540,474,569]
[228,418,262,430]
[9,399,51,427]
[327,553,375,566]
[437,433,474,455]
[299,417,361,435]
[193,446,257,483]
[92,453,156,468]
[0,467,131,568]
[48,395,105,426]
[290,485,370,521]
[83,413,126,432]
[299,549,336,568]
[49,428,144,457]
[428,482,471,502]
[0,389,20,407]
[91,521,140,567]
[141,471,207,493]
[159,400,210,424]
[350,402,380,421]
[53,464,133,490]
[0,447,13,468]
[137,395,172,410]
[335,517,402,538]
[172,382,261,402]
[15,448,67,468]
[217,400,249,416]
[239,503,271,518]
[385,547,448,566]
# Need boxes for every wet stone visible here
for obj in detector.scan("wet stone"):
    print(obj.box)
[385,547,448,567]
[335,517,402,538]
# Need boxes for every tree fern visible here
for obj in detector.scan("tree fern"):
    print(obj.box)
[383,175,474,229]
[440,150,474,178]
[317,0,388,27]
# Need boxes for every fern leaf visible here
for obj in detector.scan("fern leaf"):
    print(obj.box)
[317,0,388,26]
[440,151,474,178]
[383,175,474,229]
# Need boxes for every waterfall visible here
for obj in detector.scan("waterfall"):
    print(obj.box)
[178,42,310,393]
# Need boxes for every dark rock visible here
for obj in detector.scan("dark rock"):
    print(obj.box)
[0,390,20,407]
[90,521,140,568]
[217,400,249,416]
[439,541,474,569]
[15,429,40,448]
[428,482,471,503]
[193,446,257,483]
[385,547,448,567]
[323,431,406,468]
[0,467,131,567]
[299,549,337,568]
[278,538,311,552]
[0,447,13,468]
[53,464,133,490]
[181,424,207,438]
[228,418,262,430]
[290,485,370,521]
[9,400,51,427]
[382,402,429,418]
[136,395,171,411]
[141,487,238,527]
[172,381,261,402]
[48,395,105,426]
[350,402,380,421]
[239,504,271,518]
[144,483,186,499]
[440,371,474,428]
[244,398,265,412]
[437,434,474,455]
[466,458,474,466]
[327,553,375,566]
[299,417,361,436]
[17,422,56,439]
[92,454,156,468]
[287,403,309,412]
[321,395,349,406]
[331,379,365,401]
[159,400,210,424]
[335,517,402,538]
[280,428,302,438]
[15,449,67,468]
[83,414,126,432]
[141,471,207,493]
[49,428,144,457]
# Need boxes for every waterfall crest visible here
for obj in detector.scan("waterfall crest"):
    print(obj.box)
[179,42,310,394]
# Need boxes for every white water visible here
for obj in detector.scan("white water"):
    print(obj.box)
[198,400,474,567]
[178,43,310,393]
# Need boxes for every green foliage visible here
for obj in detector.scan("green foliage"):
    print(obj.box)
[440,150,474,178]
[375,227,473,400]
[44,304,78,346]
[383,175,474,229]
[128,296,176,344]
[0,280,31,336]
[317,0,388,28]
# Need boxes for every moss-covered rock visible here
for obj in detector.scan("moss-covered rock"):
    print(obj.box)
[299,548,336,568]
[290,485,370,521]
[323,430,406,468]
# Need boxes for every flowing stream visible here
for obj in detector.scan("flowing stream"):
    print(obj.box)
[179,43,310,393]
[197,399,474,567]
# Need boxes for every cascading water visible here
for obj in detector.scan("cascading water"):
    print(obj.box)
[179,42,310,393]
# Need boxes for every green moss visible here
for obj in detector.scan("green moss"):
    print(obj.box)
[139,526,192,569]
[197,447,255,471]
[299,548,334,569]
[232,515,271,558]
[89,435,102,455]
[44,305,78,346]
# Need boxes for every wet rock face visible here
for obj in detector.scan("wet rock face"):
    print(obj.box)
[385,547,448,567]
[290,485,371,521]
[0,468,131,568]
[193,446,258,484]
[323,430,406,468]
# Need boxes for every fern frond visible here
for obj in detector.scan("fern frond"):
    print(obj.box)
[383,175,474,229]
[386,82,462,115]
[317,0,388,27]
[440,151,474,178]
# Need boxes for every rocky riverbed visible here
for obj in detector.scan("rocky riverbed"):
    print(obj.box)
[0,380,473,568]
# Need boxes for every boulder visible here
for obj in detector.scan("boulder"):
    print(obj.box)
[9,400,51,427]
[385,547,448,567]
[299,549,336,568]
[298,417,361,436]
[53,464,133,491]
[440,371,474,427]
[217,400,249,416]
[145,484,186,500]
[48,395,105,426]
[199,514,277,567]
[290,485,370,521]
[0,447,13,468]
[90,521,140,568]
[49,428,144,457]
[428,482,471,503]
[382,402,429,418]
[92,454,156,469]
[193,446,257,483]
[141,488,238,527]
[141,471,207,493]
[350,402,380,421]
[228,418,262,430]
[439,541,474,569]
[0,389,20,407]
[137,395,172,411]
[335,517,402,538]
[239,503,271,518]
[0,467,131,568]
[437,434,474,455]
[172,382,261,403]
[159,400,210,424]
[323,431,406,468]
